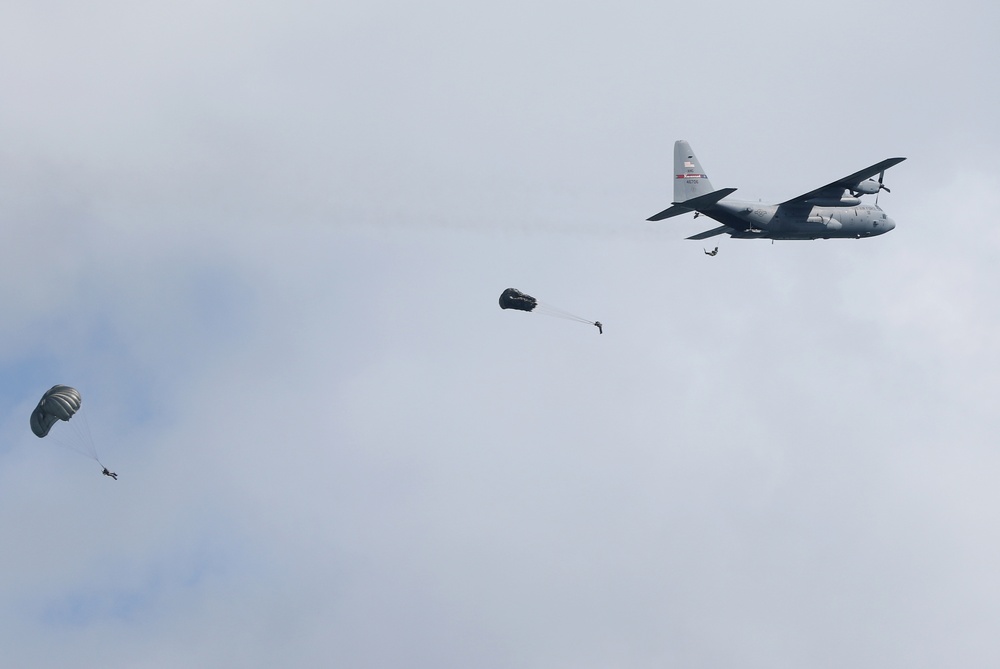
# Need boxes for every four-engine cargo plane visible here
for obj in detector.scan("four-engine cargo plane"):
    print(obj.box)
[648,140,905,240]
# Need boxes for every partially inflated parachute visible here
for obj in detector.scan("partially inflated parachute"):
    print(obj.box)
[30,385,82,438]
[499,288,602,333]
[499,288,538,312]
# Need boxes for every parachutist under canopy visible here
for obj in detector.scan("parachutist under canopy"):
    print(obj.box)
[704,247,718,256]
[500,288,597,333]
[594,321,603,334]
[102,467,117,480]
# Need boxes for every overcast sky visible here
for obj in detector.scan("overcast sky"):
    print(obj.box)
[2,1,999,667]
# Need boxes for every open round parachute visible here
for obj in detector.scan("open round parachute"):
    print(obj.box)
[29,384,109,470]
[499,287,602,333]
[30,385,82,438]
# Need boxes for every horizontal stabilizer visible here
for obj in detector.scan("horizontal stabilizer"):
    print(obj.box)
[686,225,731,240]
[647,187,737,221]
[646,204,690,221]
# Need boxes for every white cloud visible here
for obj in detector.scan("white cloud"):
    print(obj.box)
[1,1,1000,667]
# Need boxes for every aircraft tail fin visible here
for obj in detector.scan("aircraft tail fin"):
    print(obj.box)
[674,140,714,202]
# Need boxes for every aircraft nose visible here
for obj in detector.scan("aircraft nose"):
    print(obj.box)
[884,217,896,232]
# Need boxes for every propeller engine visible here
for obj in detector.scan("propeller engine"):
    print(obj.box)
[851,171,891,203]
[852,179,881,195]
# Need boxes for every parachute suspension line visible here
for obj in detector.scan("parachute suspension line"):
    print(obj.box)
[47,431,98,462]
[534,301,597,326]
[57,408,99,462]
[79,408,100,461]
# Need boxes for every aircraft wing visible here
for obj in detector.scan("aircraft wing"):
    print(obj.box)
[780,157,906,205]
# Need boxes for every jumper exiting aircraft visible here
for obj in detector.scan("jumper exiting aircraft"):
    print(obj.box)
[648,140,905,241]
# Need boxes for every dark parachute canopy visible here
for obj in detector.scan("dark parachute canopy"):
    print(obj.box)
[499,288,538,312]
[498,287,602,333]
[30,385,82,438]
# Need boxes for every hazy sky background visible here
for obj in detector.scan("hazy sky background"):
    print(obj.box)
[1,1,999,667]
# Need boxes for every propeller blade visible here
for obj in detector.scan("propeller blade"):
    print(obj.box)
[876,170,888,204]
[878,170,890,192]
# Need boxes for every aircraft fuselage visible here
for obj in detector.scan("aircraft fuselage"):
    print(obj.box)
[713,199,896,240]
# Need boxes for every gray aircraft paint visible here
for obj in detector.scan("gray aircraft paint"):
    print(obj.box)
[673,139,715,201]
[649,140,905,241]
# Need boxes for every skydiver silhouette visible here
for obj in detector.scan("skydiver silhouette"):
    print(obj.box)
[704,247,718,256]
[102,467,118,480]
[594,321,603,334]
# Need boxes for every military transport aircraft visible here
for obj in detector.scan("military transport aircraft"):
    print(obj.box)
[648,140,905,240]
